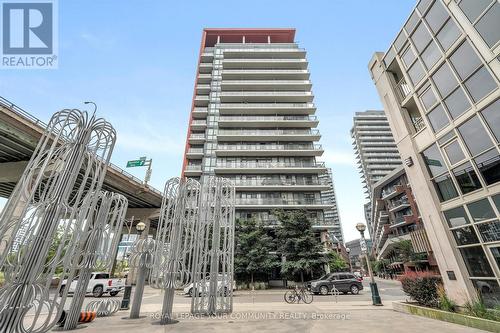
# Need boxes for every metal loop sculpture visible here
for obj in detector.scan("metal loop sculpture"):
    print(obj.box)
[62,191,128,330]
[128,237,156,319]
[0,109,116,333]
[150,177,201,324]
[85,299,121,317]
[191,176,235,315]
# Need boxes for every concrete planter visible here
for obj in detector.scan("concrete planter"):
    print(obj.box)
[393,301,500,333]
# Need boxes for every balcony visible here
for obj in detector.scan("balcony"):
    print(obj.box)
[411,116,426,132]
[222,48,306,58]
[231,178,329,191]
[192,107,208,119]
[184,164,202,176]
[200,52,213,62]
[219,91,313,103]
[186,147,204,158]
[217,129,320,142]
[381,183,404,199]
[188,133,205,144]
[222,69,310,80]
[196,84,211,95]
[221,80,312,91]
[388,198,411,213]
[199,63,213,74]
[258,217,333,229]
[396,77,412,101]
[223,58,308,69]
[194,95,209,107]
[214,161,327,174]
[190,120,207,130]
[197,74,212,84]
[216,144,324,157]
[218,102,316,115]
[235,197,331,209]
[218,115,318,128]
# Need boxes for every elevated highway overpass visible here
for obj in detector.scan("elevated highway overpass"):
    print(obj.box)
[0,96,163,238]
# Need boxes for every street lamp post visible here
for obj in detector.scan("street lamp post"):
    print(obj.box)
[129,221,152,319]
[356,223,382,306]
[346,247,352,271]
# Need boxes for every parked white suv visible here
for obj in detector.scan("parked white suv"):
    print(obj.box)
[183,274,235,297]
[60,272,125,297]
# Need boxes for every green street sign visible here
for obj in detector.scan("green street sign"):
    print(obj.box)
[126,160,145,168]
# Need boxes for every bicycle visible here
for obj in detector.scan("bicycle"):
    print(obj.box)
[284,285,313,304]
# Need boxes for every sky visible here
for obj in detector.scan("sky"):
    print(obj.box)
[0,0,416,242]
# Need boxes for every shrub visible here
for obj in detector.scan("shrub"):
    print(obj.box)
[399,271,441,307]
[437,284,456,312]
[464,296,500,322]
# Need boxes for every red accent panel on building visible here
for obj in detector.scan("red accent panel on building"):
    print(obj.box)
[181,28,296,178]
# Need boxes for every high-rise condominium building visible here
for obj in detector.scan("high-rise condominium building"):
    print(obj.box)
[351,110,402,234]
[181,29,334,243]
[369,0,499,305]
[319,168,344,244]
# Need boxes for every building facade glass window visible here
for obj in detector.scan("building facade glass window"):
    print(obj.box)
[458,116,494,156]
[481,99,500,142]
[459,246,494,277]
[376,0,500,307]
[467,199,496,222]
[452,162,482,194]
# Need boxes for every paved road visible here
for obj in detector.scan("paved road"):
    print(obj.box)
[67,277,406,310]
[60,278,487,332]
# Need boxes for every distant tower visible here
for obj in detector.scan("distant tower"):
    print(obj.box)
[319,168,344,244]
[351,110,402,235]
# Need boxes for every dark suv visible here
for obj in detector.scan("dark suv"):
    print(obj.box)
[308,273,363,295]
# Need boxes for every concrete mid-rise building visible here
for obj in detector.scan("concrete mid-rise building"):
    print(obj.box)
[181,29,335,252]
[320,168,344,244]
[351,110,402,235]
[369,0,499,305]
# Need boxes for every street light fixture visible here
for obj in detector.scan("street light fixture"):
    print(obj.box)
[346,247,352,271]
[136,221,146,234]
[356,223,382,306]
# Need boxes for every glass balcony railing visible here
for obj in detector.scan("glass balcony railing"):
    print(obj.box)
[217,144,322,151]
[220,91,312,96]
[388,197,410,210]
[219,102,315,108]
[230,178,327,187]
[216,161,326,169]
[219,115,317,121]
[187,148,204,154]
[185,165,202,171]
[189,134,205,139]
[236,198,329,206]
[218,129,319,136]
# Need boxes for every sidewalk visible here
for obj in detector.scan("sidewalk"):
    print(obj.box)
[76,303,486,333]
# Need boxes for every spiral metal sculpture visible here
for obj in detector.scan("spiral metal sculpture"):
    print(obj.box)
[150,177,200,324]
[62,192,128,330]
[85,299,120,317]
[190,177,235,315]
[0,109,116,333]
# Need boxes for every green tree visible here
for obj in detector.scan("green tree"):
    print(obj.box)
[274,210,327,283]
[328,251,348,272]
[234,218,278,288]
[393,239,415,264]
